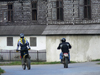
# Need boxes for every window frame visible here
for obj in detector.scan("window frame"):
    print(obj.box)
[31,1,37,21]
[7,3,13,22]
[7,37,13,46]
[30,37,37,46]
[56,0,64,21]
[84,0,91,19]
[0,11,3,22]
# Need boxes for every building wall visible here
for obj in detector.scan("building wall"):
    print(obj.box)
[0,0,100,25]
[0,0,100,62]
[46,35,100,62]
[0,0,47,25]
[0,36,46,50]
[47,0,100,25]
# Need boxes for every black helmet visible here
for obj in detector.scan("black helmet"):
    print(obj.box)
[61,38,66,42]
[20,33,24,38]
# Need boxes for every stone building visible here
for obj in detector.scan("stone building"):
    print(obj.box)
[0,0,100,62]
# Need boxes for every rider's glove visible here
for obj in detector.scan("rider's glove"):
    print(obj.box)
[28,48,31,50]
[16,49,19,52]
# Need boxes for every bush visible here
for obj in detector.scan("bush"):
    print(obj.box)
[0,68,4,74]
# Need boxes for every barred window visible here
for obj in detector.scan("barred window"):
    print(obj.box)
[32,1,37,20]
[84,0,91,19]
[7,37,13,46]
[30,37,36,46]
[8,3,13,22]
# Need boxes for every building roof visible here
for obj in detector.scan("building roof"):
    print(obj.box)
[0,25,46,36]
[1,24,100,36]
[42,24,100,35]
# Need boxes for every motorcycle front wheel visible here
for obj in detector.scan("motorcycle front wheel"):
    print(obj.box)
[22,64,26,70]
[26,58,31,70]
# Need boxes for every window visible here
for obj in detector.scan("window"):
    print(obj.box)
[32,2,37,20]
[0,0,15,1]
[84,0,91,19]
[0,11,3,22]
[7,37,13,46]
[30,37,36,46]
[8,3,13,22]
[56,0,63,21]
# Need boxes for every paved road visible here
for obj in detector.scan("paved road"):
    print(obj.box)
[1,62,100,75]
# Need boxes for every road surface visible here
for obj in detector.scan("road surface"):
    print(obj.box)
[1,62,100,75]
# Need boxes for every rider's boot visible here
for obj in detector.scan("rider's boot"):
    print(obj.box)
[61,59,64,63]
[68,58,70,63]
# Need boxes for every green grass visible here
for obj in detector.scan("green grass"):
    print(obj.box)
[0,61,60,65]
[97,63,100,64]
[91,59,100,65]
[0,61,77,66]
[31,61,61,65]
[0,68,4,74]
[0,61,21,66]
[91,59,100,61]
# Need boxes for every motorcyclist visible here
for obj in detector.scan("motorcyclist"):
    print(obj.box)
[16,33,31,65]
[57,38,72,63]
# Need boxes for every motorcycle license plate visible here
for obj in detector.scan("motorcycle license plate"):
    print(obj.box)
[64,53,68,57]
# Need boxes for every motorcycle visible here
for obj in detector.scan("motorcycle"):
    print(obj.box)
[63,53,69,68]
[16,49,31,70]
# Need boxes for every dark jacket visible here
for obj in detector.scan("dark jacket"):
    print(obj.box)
[57,42,71,53]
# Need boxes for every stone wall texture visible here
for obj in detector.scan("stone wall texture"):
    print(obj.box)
[0,0,100,25]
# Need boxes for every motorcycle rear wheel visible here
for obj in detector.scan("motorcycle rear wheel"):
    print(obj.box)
[64,57,68,68]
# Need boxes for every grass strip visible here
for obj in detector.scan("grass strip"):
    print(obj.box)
[91,59,100,61]
[97,63,100,64]
[0,61,76,66]
[91,59,100,65]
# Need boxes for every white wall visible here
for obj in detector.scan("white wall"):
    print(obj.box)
[1,35,100,62]
[0,36,46,50]
[30,36,46,50]
[46,35,100,62]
